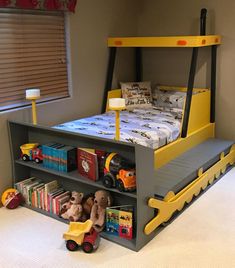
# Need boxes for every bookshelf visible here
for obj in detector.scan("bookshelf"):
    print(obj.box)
[8,120,158,251]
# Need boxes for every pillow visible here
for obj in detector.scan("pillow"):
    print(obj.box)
[152,87,186,109]
[121,81,152,109]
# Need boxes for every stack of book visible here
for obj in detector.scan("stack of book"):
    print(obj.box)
[15,178,70,216]
[106,205,133,240]
[42,142,77,172]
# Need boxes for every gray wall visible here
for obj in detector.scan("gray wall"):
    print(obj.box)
[138,0,235,140]
[0,0,140,196]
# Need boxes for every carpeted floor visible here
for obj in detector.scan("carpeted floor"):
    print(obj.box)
[0,168,235,268]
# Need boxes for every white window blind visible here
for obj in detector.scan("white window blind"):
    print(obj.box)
[0,10,69,111]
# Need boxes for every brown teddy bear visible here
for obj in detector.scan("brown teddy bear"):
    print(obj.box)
[80,193,95,222]
[90,190,112,232]
[60,191,84,222]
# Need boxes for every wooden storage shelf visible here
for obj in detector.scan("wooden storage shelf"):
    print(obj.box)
[15,159,137,199]
[9,120,155,251]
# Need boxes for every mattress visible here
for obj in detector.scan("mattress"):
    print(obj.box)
[54,107,182,149]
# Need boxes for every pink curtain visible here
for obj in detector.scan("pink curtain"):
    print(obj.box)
[0,0,77,12]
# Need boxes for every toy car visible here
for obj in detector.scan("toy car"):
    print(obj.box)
[20,143,43,163]
[102,153,136,192]
[63,220,100,253]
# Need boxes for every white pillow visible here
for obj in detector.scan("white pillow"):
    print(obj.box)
[152,87,186,109]
[121,81,152,110]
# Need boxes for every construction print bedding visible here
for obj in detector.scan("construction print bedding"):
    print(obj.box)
[54,107,182,149]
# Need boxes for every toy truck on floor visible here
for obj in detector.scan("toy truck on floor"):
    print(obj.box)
[20,143,43,163]
[102,153,136,192]
[63,220,100,253]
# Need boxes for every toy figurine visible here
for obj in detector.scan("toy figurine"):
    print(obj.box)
[60,191,84,222]
[90,190,112,232]
[102,153,136,192]
[63,219,100,253]
[80,194,95,222]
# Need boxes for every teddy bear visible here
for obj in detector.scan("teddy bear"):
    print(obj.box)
[60,191,84,222]
[90,190,112,232]
[80,193,95,222]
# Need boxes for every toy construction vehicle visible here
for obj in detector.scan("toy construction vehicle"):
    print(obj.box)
[63,220,100,253]
[20,143,43,163]
[102,153,136,192]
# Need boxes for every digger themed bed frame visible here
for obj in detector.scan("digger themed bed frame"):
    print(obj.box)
[8,9,235,251]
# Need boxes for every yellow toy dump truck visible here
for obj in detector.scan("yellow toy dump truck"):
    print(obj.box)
[63,220,100,253]
[20,143,43,163]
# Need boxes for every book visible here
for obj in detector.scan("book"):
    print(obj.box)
[58,195,70,215]
[106,205,133,240]
[119,210,133,239]
[42,143,55,168]
[94,149,106,177]
[106,208,119,236]
[77,148,98,181]
[15,177,36,195]
[61,145,77,172]
[53,191,70,215]
[27,181,41,206]
[32,183,45,207]
[44,180,59,211]
[48,188,64,213]
[36,184,45,208]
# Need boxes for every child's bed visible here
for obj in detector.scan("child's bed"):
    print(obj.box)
[9,10,234,252]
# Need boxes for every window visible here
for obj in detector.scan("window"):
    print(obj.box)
[0,9,69,111]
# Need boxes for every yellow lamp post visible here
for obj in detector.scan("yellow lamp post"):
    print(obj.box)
[26,89,41,125]
[109,98,126,141]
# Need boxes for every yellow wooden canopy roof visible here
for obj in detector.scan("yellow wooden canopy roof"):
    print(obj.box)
[108,35,221,48]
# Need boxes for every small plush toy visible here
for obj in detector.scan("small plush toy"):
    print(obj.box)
[60,191,84,222]
[80,194,95,222]
[90,190,112,232]
[1,188,22,209]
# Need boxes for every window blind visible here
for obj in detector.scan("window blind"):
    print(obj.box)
[0,10,69,111]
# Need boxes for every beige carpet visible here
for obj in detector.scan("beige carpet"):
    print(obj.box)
[0,168,235,268]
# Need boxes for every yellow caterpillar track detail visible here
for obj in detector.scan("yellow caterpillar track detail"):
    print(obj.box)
[144,145,235,235]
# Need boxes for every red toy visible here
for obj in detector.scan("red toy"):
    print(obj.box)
[1,188,23,209]
[63,220,100,253]
[20,143,43,163]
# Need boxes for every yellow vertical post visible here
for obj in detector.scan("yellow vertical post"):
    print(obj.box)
[108,98,126,141]
[25,89,40,125]
[115,110,120,140]
[31,99,37,125]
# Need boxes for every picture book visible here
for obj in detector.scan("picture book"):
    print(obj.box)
[61,145,77,172]
[44,180,59,211]
[94,149,106,176]
[119,210,133,239]
[106,205,133,240]
[77,148,98,181]
[52,191,70,215]
[15,177,36,195]
[58,195,70,215]
[106,208,119,236]
[48,188,64,213]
